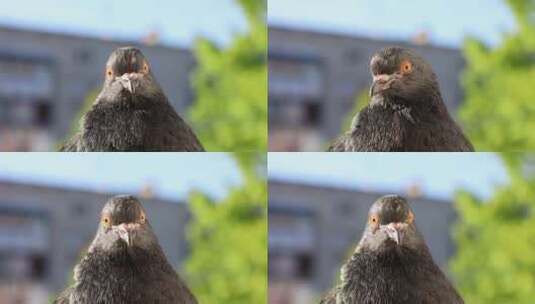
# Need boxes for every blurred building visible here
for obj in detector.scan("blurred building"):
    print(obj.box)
[0,25,195,151]
[268,179,458,304]
[0,180,190,303]
[269,26,465,151]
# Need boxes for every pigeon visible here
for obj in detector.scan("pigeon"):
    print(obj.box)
[54,195,197,304]
[60,47,204,152]
[328,47,473,152]
[320,195,464,304]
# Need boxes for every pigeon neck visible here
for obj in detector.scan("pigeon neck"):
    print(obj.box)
[340,247,437,303]
[71,248,171,303]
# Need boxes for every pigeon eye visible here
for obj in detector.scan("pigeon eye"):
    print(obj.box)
[400,61,412,74]
[369,215,379,225]
[407,211,414,224]
[106,69,113,77]
[102,216,111,227]
[142,63,149,74]
[140,213,146,223]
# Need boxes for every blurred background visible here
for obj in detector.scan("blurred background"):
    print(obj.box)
[268,152,535,304]
[268,0,535,151]
[0,0,267,152]
[0,152,267,304]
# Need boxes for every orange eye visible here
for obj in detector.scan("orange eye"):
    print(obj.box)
[407,211,414,224]
[140,213,146,223]
[142,62,149,73]
[369,214,379,225]
[400,61,412,74]
[106,68,113,77]
[102,215,111,227]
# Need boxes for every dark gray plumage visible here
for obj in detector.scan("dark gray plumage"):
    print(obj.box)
[320,195,464,304]
[54,195,197,304]
[329,47,473,152]
[60,47,204,152]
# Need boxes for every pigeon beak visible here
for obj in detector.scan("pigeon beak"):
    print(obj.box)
[113,223,137,247]
[370,74,392,97]
[383,223,405,245]
[119,74,134,93]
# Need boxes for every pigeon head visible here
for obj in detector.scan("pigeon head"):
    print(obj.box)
[359,195,425,252]
[89,195,159,253]
[100,47,162,102]
[369,47,440,102]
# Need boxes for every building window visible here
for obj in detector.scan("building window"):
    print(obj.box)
[0,97,7,123]
[344,48,365,64]
[0,56,56,149]
[71,202,87,217]
[337,201,354,216]
[31,255,47,279]
[35,102,52,127]
[296,253,313,279]
[73,49,91,64]
[269,57,324,97]
[303,101,321,126]
[0,99,53,128]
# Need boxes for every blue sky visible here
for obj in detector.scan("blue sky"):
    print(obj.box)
[0,153,242,201]
[0,1,515,48]
[268,153,508,200]
[269,0,516,47]
[0,0,248,47]
[0,153,510,202]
